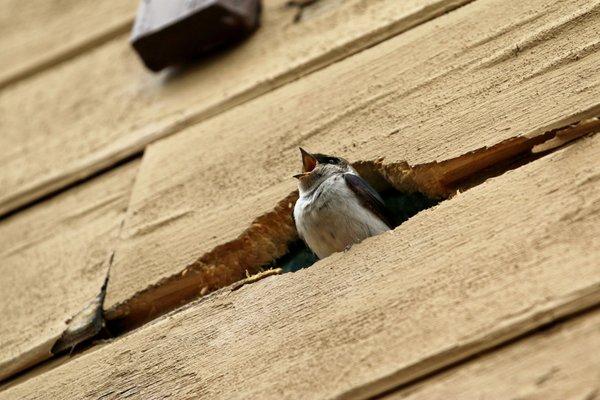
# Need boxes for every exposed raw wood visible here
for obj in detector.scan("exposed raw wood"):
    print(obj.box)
[0,0,137,88]
[386,309,600,400]
[104,0,600,323]
[0,161,139,382]
[532,117,600,153]
[3,130,600,400]
[0,0,470,216]
[107,183,298,329]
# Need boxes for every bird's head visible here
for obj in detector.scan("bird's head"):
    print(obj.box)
[294,148,353,194]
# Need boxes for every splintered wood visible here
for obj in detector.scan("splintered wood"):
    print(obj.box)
[0,162,139,381]
[0,0,468,216]
[104,0,600,328]
[532,117,600,153]
[2,125,599,400]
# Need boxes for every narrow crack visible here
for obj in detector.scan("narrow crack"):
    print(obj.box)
[0,163,141,385]
[5,115,596,389]
[105,191,300,332]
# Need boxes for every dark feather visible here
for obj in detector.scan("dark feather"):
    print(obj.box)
[343,173,393,228]
[313,154,345,165]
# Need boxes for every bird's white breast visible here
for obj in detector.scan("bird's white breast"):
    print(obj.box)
[294,174,390,259]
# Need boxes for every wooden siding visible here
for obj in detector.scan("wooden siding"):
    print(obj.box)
[0,161,139,381]
[0,0,469,216]
[2,132,599,399]
[104,0,600,322]
[0,0,137,88]
[386,309,600,400]
[0,0,599,396]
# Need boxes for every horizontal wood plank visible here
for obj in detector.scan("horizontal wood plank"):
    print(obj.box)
[0,0,469,216]
[2,127,599,399]
[386,309,600,400]
[0,0,137,88]
[105,0,600,317]
[0,161,139,381]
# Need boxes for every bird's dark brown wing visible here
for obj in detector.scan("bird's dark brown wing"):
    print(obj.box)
[343,173,393,228]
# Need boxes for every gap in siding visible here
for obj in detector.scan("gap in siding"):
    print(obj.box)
[5,117,597,390]
[104,115,600,337]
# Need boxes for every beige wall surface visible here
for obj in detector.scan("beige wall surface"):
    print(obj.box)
[0,0,599,396]
[2,131,599,399]
[0,0,137,87]
[105,0,600,325]
[0,161,139,381]
[387,309,600,400]
[0,0,469,216]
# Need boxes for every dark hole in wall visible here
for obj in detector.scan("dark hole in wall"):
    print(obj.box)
[269,240,317,273]
[268,186,440,273]
[382,189,440,227]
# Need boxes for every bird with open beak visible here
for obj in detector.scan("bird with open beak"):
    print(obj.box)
[293,148,392,259]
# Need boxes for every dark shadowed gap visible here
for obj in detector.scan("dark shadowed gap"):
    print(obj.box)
[267,186,440,273]
[383,190,440,227]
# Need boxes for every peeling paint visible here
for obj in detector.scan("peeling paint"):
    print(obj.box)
[51,254,112,355]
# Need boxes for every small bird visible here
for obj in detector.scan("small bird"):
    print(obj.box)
[293,148,392,259]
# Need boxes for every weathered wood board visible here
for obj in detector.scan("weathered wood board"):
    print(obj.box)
[105,0,600,319]
[2,128,599,400]
[0,0,137,88]
[387,309,600,400]
[0,161,139,381]
[0,0,469,216]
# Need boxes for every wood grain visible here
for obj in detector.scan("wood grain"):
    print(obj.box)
[0,0,137,88]
[0,0,469,216]
[386,309,600,400]
[2,127,599,400]
[0,161,139,381]
[104,0,600,317]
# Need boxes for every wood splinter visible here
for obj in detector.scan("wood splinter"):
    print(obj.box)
[532,117,600,153]
[231,268,283,291]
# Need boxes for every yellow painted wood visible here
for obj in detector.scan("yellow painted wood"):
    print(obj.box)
[2,131,599,399]
[0,0,137,88]
[386,310,600,400]
[0,161,139,381]
[105,0,600,317]
[0,0,468,216]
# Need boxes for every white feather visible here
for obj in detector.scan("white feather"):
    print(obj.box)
[294,173,390,259]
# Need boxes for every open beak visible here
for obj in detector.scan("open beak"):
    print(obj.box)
[293,172,308,179]
[292,172,310,179]
[298,147,317,173]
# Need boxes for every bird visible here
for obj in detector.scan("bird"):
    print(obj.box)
[293,148,393,259]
